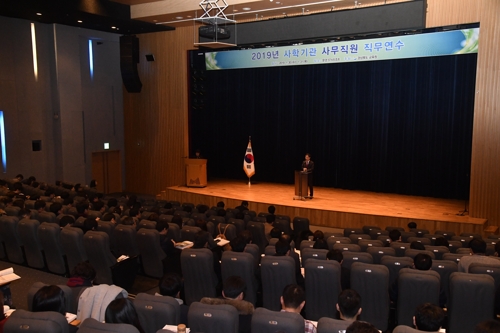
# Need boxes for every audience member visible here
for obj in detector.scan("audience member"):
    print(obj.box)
[458,238,500,272]
[235,201,249,212]
[270,227,282,239]
[337,289,362,321]
[32,285,78,333]
[264,214,274,241]
[313,230,324,241]
[59,215,75,228]
[268,205,276,215]
[413,303,445,332]
[158,273,188,324]
[327,249,350,290]
[434,237,449,248]
[201,276,254,333]
[280,284,317,333]
[408,222,417,231]
[67,262,96,287]
[105,298,145,333]
[313,238,328,250]
[346,321,378,333]
[275,240,304,288]
[81,217,97,234]
[389,229,402,242]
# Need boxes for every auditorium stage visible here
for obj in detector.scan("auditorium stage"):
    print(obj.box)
[157,180,487,236]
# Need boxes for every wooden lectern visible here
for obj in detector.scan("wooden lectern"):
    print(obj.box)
[186,159,207,187]
[293,170,308,200]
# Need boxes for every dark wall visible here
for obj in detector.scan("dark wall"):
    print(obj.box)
[199,1,426,45]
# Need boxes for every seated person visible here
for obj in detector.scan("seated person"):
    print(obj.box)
[413,303,445,332]
[474,320,500,333]
[105,298,145,333]
[337,289,362,322]
[201,276,254,333]
[270,227,282,241]
[313,230,324,241]
[280,284,316,333]
[313,239,328,250]
[389,229,402,243]
[32,285,78,333]
[67,262,96,312]
[327,249,350,290]
[458,238,500,272]
[434,237,449,248]
[275,240,304,288]
[157,273,188,324]
[264,214,275,241]
[408,222,417,231]
[346,321,378,333]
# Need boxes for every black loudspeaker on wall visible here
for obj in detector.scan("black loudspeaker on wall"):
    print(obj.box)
[119,35,142,93]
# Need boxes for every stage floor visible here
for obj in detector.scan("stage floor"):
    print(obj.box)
[160,180,486,234]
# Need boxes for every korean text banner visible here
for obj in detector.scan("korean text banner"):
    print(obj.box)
[205,28,479,70]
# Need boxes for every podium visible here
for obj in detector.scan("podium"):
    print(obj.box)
[293,170,308,200]
[185,159,207,187]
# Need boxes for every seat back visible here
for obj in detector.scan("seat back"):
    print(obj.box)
[442,253,466,264]
[317,317,351,333]
[0,215,23,263]
[447,240,463,253]
[38,222,66,274]
[327,237,351,250]
[370,229,388,240]
[404,249,435,260]
[78,318,139,333]
[180,226,201,242]
[244,243,261,269]
[407,237,431,246]
[299,240,315,253]
[431,259,458,307]
[469,262,500,290]
[246,221,268,254]
[181,248,218,305]
[423,234,445,245]
[83,230,116,284]
[333,243,361,253]
[362,225,380,235]
[228,218,245,235]
[350,262,390,331]
[114,224,140,256]
[366,246,396,264]
[435,230,455,240]
[260,255,296,311]
[397,268,441,326]
[138,219,156,230]
[136,228,166,278]
[380,256,414,288]
[251,307,304,333]
[18,218,44,269]
[38,211,57,223]
[424,245,450,260]
[392,325,431,333]
[341,251,373,270]
[305,259,342,321]
[134,293,180,332]
[166,223,181,242]
[274,218,292,235]
[188,302,239,333]
[4,309,69,333]
[358,239,384,252]
[217,223,237,241]
[292,217,310,236]
[301,248,328,266]
[448,272,495,333]
[60,226,87,272]
[401,232,416,242]
[221,251,257,305]
[343,228,364,237]
[348,233,371,244]
[390,242,411,257]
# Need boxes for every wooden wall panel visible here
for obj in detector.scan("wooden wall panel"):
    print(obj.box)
[426,0,500,227]
[127,0,500,231]
[123,25,196,195]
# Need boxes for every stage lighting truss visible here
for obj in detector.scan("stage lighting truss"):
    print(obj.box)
[199,0,235,24]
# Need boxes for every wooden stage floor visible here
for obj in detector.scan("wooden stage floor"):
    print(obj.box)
[159,180,487,235]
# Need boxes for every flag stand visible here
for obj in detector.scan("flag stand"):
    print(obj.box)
[248,177,251,186]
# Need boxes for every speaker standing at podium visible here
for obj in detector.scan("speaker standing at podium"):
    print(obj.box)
[301,153,314,198]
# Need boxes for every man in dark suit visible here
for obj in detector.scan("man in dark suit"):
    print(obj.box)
[301,153,314,198]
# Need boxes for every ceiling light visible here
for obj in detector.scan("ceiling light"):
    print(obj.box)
[187,15,192,18]
[36,13,42,16]
[175,16,183,19]
[233,9,238,12]
[111,26,116,29]
[153,19,157,22]
[242,7,251,11]
[276,1,281,3]
[77,20,83,23]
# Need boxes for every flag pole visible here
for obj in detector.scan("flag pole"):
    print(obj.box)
[248,136,251,186]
